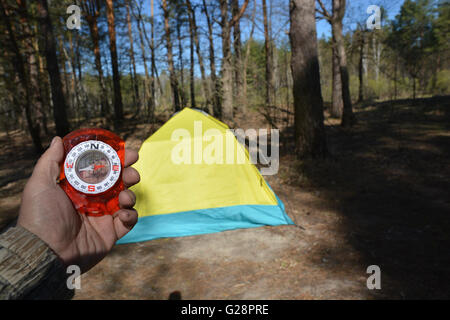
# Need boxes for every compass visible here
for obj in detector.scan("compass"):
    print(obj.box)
[59,128,125,216]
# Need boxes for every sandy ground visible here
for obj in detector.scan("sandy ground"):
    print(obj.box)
[1,97,449,299]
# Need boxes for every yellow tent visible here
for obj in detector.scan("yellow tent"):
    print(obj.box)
[118,108,293,243]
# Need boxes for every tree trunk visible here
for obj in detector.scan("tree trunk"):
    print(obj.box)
[219,0,249,122]
[331,41,343,117]
[150,0,156,115]
[243,2,257,111]
[289,0,327,157]
[357,30,365,103]
[106,0,124,123]
[219,0,234,121]
[231,0,243,113]
[176,17,187,108]
[202,0,221,118]
[186,0,210,111]
[82,1,110,117]
[394,53,398,100]
[18,0,47,135]
[126,0,140,115]
[262,0,275,117]
[331,0,354,127]
[57,34,71,110]
[38,0,70,137]
[0,0,43,153]
[189,23,196,109]
[133,2,153,120]
[162,0,181,112]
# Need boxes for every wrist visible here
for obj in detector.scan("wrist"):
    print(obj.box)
[0,226,73,299]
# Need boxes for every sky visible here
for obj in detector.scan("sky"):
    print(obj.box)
[110,0,408,76]
[316,0,406,40]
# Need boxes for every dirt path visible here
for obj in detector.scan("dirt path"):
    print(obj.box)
[1,97,449,299]
[71,110,380,300]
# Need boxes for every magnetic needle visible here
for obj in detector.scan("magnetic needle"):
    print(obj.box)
[59,128,125,216]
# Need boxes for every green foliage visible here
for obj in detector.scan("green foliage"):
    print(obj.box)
[434,70,450,94]
[387,0,436,77]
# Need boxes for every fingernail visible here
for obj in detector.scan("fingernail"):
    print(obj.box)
[50,136,58,147]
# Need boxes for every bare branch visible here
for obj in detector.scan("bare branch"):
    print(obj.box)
[317,0,331,19]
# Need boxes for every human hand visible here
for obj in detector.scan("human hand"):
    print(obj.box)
[17,136,140,273]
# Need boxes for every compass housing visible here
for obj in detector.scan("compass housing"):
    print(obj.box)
[59,128,125,216]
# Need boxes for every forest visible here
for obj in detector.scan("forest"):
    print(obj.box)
[0,0,447,155]
[0,0,449,299]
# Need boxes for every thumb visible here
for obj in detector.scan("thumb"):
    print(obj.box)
[32,136,65,184]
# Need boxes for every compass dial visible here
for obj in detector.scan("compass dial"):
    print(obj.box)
[64,140,121,195]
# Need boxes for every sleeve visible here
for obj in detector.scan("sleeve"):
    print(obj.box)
[0,226,74,300]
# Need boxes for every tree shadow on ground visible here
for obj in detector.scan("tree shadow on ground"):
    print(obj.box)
[280,96,450,299]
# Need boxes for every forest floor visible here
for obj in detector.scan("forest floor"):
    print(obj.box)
[0,96,449,299]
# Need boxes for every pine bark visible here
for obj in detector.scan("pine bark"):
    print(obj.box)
[106,0,124,122]
[126,0,140,114]
[162,0,181,112]
[202,0,221,118]
[82,0,110,117]
[219,0,234,121]
[133,2,153,119]
[231,0,243,113]
[262,0,275,115]
[331,41,343,117]
[289,0,327,157]
[186,0,210,111]
[0,0,43,153]
[331,0,354,127]
[219,0,249,122]
[38,0,70,137]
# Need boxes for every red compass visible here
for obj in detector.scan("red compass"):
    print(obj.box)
[59,128,125,216]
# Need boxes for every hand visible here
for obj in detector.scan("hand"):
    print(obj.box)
[17,136,140,273]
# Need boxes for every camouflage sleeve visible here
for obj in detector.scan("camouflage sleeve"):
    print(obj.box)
[0,226,74,300]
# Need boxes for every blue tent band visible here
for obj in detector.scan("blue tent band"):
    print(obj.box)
[117,197,294,244]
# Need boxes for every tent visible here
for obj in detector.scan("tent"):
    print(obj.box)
[117,108,293,244]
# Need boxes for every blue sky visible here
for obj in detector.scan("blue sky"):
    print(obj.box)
[112,0,407,76]
[316,0,406,40]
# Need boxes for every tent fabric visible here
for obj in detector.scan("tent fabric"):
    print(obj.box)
[117,108,293,244]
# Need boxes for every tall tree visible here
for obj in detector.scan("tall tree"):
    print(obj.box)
[162,0,181,112]
[105,0,124,122]
[355,25,366,103]
[231,0,244,113]
[331,42,343,117]
[186,0,210,111]
[125,0,140,114]
[317,0,354,127]
[219,0,249,122]
[175,9,187,108]
[189,14,196,109]
[37,0,70,136]
[132,0,153,119]
[331,0,354,126]
[81,0,110,117]
[0,0,43,152]
[242,0,257,110]
[149,0,157,111]
[202,0,221,117]
[289,0,327,157]
[262,0,275,116]
[387,0,435,99]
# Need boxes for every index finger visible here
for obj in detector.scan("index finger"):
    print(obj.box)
[124,149,139,167]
